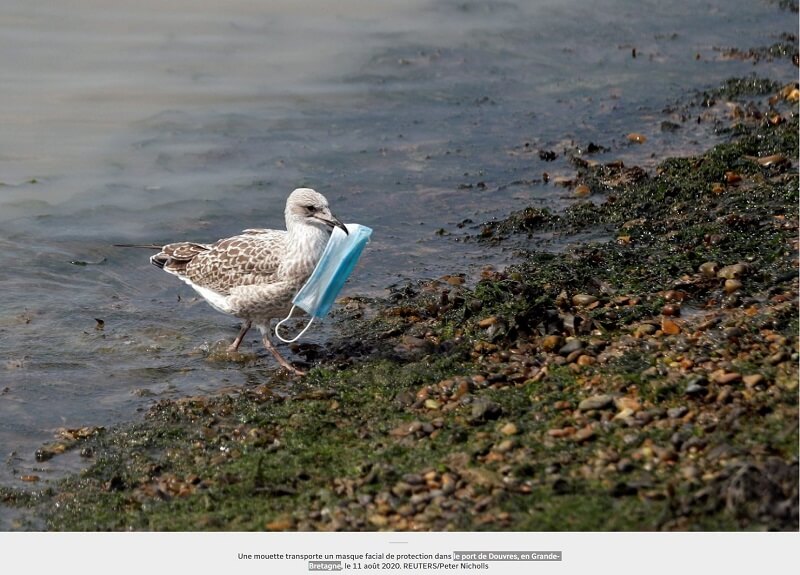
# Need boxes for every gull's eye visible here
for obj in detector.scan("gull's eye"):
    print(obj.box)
[305,204,318,213]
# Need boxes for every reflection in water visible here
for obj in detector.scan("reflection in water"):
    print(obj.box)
[0,0,794,490]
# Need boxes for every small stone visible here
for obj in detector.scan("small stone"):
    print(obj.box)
[572,294,598,307]
[368,514,389,528]
[266,516,294,531]
[541,335,563,352]
[661,317,681,335]
[767,351,788,366]
[441,474,457,495]
[627,132,647,143]
[573,426,596,442]
[717,263,748,280]
[685,383,706,396]
[667,406,689,419]
[424,399,442,410]
[402,473,424,485]
[613,408,634,421]
[661,304,680,317]
[576,354,596,366]
[640,366,659,378]
[547,427,575,438]
[495,439,515,453]
[664,290,687,302]
[686,374,709,388]
[566,349,584,363]
[558,339,584,356]
[578,394,615,411]
[635,323,657,337]
[743,374,765,388]
[725,171,742,184]
[614,397,641,412]
[470,398,503,424]
[722,326,743,339]
[500,422,519,436]
[477,316,497,328]
[723,279,742,294]
[699,261,719,277]
[711,371,741,385]
[574,184,591,197]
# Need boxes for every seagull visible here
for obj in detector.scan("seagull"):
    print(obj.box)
[148,188,347,375]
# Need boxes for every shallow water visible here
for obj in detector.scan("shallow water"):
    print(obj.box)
[0,0,795,498]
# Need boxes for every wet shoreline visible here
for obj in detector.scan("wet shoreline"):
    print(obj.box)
[1,69,796,530]
[1,1,798,531]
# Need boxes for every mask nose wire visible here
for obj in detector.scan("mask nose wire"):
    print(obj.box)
[274,305,315,343]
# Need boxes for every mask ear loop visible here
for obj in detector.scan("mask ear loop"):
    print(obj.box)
[274,305,315,343]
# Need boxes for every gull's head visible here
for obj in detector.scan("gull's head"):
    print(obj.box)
[285,188,348,235]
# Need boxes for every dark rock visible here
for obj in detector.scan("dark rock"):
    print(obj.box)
[469,398,503,424]
[558,339,584,356]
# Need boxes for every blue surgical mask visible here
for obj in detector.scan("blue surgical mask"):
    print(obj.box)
[275,223,372,342]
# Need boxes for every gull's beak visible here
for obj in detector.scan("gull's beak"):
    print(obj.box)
[315,212,349,235]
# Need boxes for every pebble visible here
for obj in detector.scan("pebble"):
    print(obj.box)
[547,427,575,438]
[424,399,442,410]
[724,279,742,294]
[614,397,641,412]
[566,349,584,363]
[559,339,584,356]
[743,374,765,388]
[686,374,708,388]
[495,439,515,453]
[635,323,657,337]
[470,398,503,423]
[716,387,733,404]
[722,326,743,339]
[699,261,719,277]
[541,335,563,352]
[402,473,424,485]
[578,394,615,411]
[664,290,687,302]
[572,294,598,307]
[767,351,788,366]
[627,133,647,143]
[574,184,591,197]
[368,514,389,528]
[614,408,634,421]
[685,382,706,396]
[717,263,748,279]
[711,370,741,385]
[661,317,681,335]
[441,474,457,495]
[573,426,596,442]
[500,422,519,436]
[661,304,680,317]
[667,406,689,419]
[576,354,596,366]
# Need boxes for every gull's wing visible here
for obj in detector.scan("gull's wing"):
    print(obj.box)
[151,230,286,295]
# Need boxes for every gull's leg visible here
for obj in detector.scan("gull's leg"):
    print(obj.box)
[262,333,305,376]
[228,320,252,352]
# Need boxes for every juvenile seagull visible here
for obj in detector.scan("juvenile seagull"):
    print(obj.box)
[150,188,347,375]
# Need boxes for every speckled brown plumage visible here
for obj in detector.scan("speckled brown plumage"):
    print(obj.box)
[150,188,348,374]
